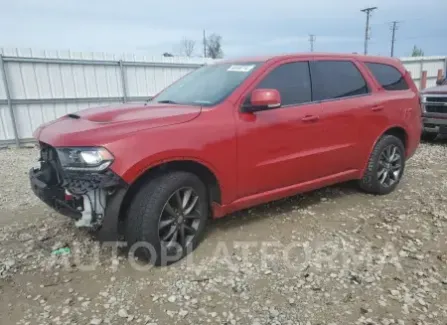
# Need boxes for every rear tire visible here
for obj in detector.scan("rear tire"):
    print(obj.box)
[421,132,438,142]
[359,135,405,195]
[124,171,208,266]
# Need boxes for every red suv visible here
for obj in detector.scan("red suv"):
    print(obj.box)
[30,53,421,265]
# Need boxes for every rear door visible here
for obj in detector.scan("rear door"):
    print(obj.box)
[309,59,375,176]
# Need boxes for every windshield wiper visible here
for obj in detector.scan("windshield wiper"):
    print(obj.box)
[157,100,179,104]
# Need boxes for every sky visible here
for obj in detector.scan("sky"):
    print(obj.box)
[0,0,446,59]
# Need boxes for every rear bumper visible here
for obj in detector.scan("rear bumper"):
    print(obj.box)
[422,115,447,134]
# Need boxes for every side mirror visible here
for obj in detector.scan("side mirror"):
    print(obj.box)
[241,89,281,113]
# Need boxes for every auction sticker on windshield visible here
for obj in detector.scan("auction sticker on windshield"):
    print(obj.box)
[227,65,255,72]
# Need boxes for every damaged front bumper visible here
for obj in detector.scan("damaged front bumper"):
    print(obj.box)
[29,142,128,239]
[29,168,83,220]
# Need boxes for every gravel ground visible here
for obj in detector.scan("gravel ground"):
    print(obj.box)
[0,140,447,325]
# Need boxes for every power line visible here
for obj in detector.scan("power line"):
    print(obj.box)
[399,33,447,41]
[390,21,399,57]
[309,34,316,52]
[361,7,378,55]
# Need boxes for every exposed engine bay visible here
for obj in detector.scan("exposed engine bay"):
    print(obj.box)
[71,188,106,228]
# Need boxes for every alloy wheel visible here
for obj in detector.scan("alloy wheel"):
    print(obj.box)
[158,187,202,251]
[377,144,402,187]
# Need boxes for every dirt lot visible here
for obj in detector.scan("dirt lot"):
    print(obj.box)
[0,140,446,325]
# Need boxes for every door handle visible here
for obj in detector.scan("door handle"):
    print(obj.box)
[301,115,319,122]
[371,105,384,112]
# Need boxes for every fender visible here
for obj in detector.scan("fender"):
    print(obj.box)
[114,151,236,205]
[359,124,409,176]
[128,155,222,185]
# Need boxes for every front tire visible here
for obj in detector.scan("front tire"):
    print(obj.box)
[359,135,405,195]
[124,171,208,266]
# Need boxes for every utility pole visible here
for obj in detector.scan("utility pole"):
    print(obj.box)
[203,30,207,58]
[361,7,377,55]
[309,34,316,52]
[390,21,399,57]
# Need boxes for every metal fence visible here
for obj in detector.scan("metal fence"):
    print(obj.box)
[0,48,446,146]
[0,48,215,146]
[400,56,447,89]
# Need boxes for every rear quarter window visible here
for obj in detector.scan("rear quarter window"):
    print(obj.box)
[365,62,409,91]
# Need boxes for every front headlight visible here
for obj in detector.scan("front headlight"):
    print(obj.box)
[56,147,114,172]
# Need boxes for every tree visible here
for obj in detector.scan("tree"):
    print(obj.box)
[163,52,174,57]
[206,33,223,59]
[411,45,424,57]
[179,38,196,57]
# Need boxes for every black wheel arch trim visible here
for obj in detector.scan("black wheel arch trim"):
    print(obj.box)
[97,187,128,241]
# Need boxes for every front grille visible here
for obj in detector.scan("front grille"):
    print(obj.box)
[39,142,62,186]
[424,96,447,114]
[425,104,447,114]
[426,96,447,103]
[39,142,58,160]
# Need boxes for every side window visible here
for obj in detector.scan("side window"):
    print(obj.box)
[311,60,369,101]
[253,62,311,106]
[365,62,409,91]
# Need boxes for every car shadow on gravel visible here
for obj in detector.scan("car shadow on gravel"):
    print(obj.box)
[421,135,447,145]
[204,180,362,237]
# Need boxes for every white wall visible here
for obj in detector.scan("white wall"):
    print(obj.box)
[0,47,446,144]
[0,48,214,143]
[400,56,446,89]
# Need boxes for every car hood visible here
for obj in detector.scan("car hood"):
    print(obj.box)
[421,85,447,94]
[34,102,201,147]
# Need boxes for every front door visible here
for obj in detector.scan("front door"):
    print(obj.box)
[236,60,325,198]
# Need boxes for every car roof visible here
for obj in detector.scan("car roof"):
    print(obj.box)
[218,52,401,66]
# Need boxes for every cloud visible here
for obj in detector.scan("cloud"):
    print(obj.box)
[0,0,446,57]
[264,36,364,47]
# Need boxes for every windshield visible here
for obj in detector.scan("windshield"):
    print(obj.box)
[152,62,262,106]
